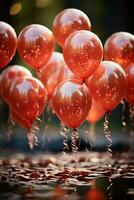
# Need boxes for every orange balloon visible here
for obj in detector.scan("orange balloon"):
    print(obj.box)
[63,30,103,79]
[37,52,78,99]
[53,8,91,47]
[10,107,32,129]
[17,24,55,70]
[104,32,134,69]
[52,79,92,128]
[87,99,106,124]
[0,65,32,103]
[85,188,106,200]
[9,77,48,124]
[87,61,126,111]
[125,63,134,104]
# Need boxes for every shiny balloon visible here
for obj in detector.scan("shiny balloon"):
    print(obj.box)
[87,61,126,111]
[0,65,32,103]
[125,63,134,104]
[37,52,79,99]
[63,30,103,79]
[52,79,92,128]
[18,24,55,70]
[10,107,32,129]
[104,32,134,69]
[53,8,91,47]
[87,99,106,124]
[0,21,17,69]
[9,77,48,124]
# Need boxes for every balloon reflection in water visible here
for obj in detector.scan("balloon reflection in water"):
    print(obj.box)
[85,188,106,200]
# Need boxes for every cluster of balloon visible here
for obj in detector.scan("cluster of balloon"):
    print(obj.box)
[0,65,48,149]
[52,9,103,157]
[0,9,134,160]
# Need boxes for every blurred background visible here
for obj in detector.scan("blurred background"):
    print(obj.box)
[0,0,133,153]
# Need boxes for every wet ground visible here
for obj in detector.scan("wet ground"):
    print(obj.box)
[0,152,134,200]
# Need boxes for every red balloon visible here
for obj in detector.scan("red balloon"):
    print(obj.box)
[87,61,126,111]
[0,65,32,103]
[87,99,106,124]
[0,21,17,69]
[17,24,55,70]
[104,32,134,69]
[9,77,48,124]
[85,188,106,200]
[10,107,32,129]
[63,30,103,79]
[125,63,134,104]
[53,8,91,47]
[37,52,79,99]
[52,79,92,128]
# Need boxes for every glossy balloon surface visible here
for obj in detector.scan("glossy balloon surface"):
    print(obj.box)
[37,52,79,99]
[87,99,106,124]
[52,79,92,128]
[53,8,91,47]
[0,65,32,103]
[63,30,103,79]
[104,32,134,69]
[18,24,55,70]
[0,21,17,69]
[9,77,48,123]
[125,63,134,104]
[87,61,126,111]
[10,107,32,129]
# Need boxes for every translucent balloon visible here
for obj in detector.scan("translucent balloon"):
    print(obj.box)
[0,21,17,69]
[53,8,91,47]
[17,24,55,70]
[9,77,48,124]
[63,30,103,79]
[87,61,126,111]
[52,79,92,128]
[87,99,106,124]
[37,52,79,99]
[125,63,134,104]
[0,65,32,103]
[104,32,134,69]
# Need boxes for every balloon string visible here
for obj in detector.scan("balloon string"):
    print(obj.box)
[7,114,15,141]
[107,177,113,200]
[129,104,134,136]
[71,128,79,168]
[71,128,79,153]
[103,112,112,169]
[27,118,41,150]
[121,99,126,131]
[85,124,94,152]
[60,123,69,155]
